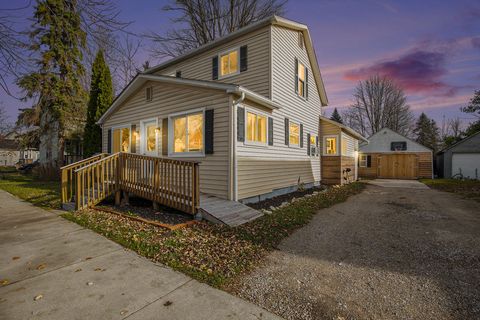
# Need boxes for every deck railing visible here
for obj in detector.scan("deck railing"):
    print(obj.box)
[60,153,108,203]
[62,152,200,215]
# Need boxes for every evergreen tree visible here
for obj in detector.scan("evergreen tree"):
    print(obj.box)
[413,113,439,151]
[330,108,343,124]
[83,50,113,157]
[461,90,480,137]
[18,0,86,167]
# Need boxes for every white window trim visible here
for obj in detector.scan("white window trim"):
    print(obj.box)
[309,134,319,157]
[218,47,240,79]
[139,118,158,155]
[289,120,301,148]
[359,154,368,167]
[244,107,269,147]
[168,107,206,158]
[297,60,306,99]
[111,124,131,153]
[323,134,339,156]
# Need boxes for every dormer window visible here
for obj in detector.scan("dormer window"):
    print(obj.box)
[220,49,239,77]
[146,86,153,101]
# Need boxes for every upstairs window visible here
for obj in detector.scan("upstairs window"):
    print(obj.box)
[246,111,267,144]
[220,49,238,77]
[146,86,153,101]
[295,59,308,98]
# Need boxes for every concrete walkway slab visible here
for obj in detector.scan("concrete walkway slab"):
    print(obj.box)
[0,189,281,320]
[367,179,430,189]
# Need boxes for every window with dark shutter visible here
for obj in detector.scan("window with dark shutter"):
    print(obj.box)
[237,107,245,142]
[285,118,290,145]
[367,155,372,168]
[162,118,168,155]
[212,56,218,80]
[240,45,248,72]
[107,129,112,153]
[175,70,181,78]
[205,109,214,154]
[268,117,273,146]
[307,133,311,155]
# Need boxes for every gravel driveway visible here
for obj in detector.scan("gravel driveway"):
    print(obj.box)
[232,182,480,320]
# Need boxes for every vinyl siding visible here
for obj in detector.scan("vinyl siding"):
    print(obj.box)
[153,26,271,98]
[341,132,356,157]
[102,81,231,199]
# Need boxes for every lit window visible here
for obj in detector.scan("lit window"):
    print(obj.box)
[289,122,300,146]
[297,61,306,97]
[172,112,204,154]
[246,111,267,144]
[325,136,337,155]
[145,123,156,152]
[359,155,367,167]
[220,49,238,76]
[113,127,130,153]
[310,135,318,156]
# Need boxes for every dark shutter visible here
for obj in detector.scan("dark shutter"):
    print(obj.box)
[237,107,245,142]
[175,70,181,78]
[307,133,311,155]
[131,124,137,153]
[305,67,309,99]
[205,109,214,154]
[294,58,298,94]
[162,118,168,155]
[268,117,273,146]
[300,124,304,148]
[367,155,372,168]
[212,56,218,80]
[240,45,248,72]
[107,129,112,153]
[285,118,289,145]
[316,136,319,156]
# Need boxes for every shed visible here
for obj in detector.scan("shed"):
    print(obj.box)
[359,128,433,179]
[437,131,480,179]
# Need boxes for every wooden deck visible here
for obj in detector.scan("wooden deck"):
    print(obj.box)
[199,194,263,227]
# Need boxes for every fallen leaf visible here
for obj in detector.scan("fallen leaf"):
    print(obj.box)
[34,294,43,301]
[94,268,102,271]
[0,279,9,286]
[85,257,93,260]
[75,268,82,272]
[36,264,47,270]
[86,282,94,286]
[120,310,128,315]
[163,301,173,307]
[12,257,20,260]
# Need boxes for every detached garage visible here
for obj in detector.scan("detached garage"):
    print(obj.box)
[359,128,433,180]
[437,131,480,179]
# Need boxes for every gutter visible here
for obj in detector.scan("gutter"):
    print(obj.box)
[231,92,246,201]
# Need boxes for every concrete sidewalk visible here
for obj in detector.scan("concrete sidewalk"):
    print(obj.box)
[366,179,430,189]
[0,190,280,320]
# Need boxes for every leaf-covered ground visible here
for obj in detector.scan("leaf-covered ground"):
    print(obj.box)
[421,179,480,202]
[63,182,365,288]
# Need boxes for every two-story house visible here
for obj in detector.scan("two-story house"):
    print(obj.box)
[96,16,366,205]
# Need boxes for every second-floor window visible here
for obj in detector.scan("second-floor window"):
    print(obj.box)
[220,49,239,77]
[295,59,308,98]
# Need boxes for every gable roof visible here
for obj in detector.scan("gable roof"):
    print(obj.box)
[319,116,368,142]
[144,15,328,106]
[360,127,432,153]
[438,130,480,154]
[97,74,280,125]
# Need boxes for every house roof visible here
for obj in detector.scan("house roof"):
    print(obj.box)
[97,74,281,125]
[319,116,368,142]
[0,139,19,150]
[144,15,329,106]
[437,130,480,154]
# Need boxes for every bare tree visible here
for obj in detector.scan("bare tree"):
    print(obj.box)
[0,103,13,136]
[447,117,462,138]
[112,35,142,88]
[146,0,287,58]
[342,75,414,137]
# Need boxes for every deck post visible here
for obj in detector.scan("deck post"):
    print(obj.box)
[115,153,121,206]
[61,168,67,204]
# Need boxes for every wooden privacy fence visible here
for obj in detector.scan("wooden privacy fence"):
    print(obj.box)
[61,152,200,215]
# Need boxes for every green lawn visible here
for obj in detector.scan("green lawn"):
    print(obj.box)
[421,179,480,202]
[0,172,61,209]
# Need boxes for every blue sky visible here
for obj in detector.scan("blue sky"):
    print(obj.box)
[1,0,479,127]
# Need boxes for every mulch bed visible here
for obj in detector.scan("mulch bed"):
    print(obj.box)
[247,185,327,210]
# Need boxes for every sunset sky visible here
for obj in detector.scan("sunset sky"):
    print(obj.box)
[1,0,479,127]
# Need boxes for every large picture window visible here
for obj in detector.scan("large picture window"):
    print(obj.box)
[220,49,239,77]
[172,112,204,154]
[289,121,300,146]
[246,111,267,144]
[112,127,130,153]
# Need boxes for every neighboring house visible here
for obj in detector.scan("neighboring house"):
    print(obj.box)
[97,16,364,203]
[437,131,480,179]
[359,128,433,180]
[319,116,367,185]
[0,135,39,167]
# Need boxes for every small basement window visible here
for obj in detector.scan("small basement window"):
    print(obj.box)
[146,86,153,101]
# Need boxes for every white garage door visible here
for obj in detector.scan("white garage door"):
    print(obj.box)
[452,153,480,179]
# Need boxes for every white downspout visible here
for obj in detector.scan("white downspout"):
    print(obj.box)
[232,92,245,201]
